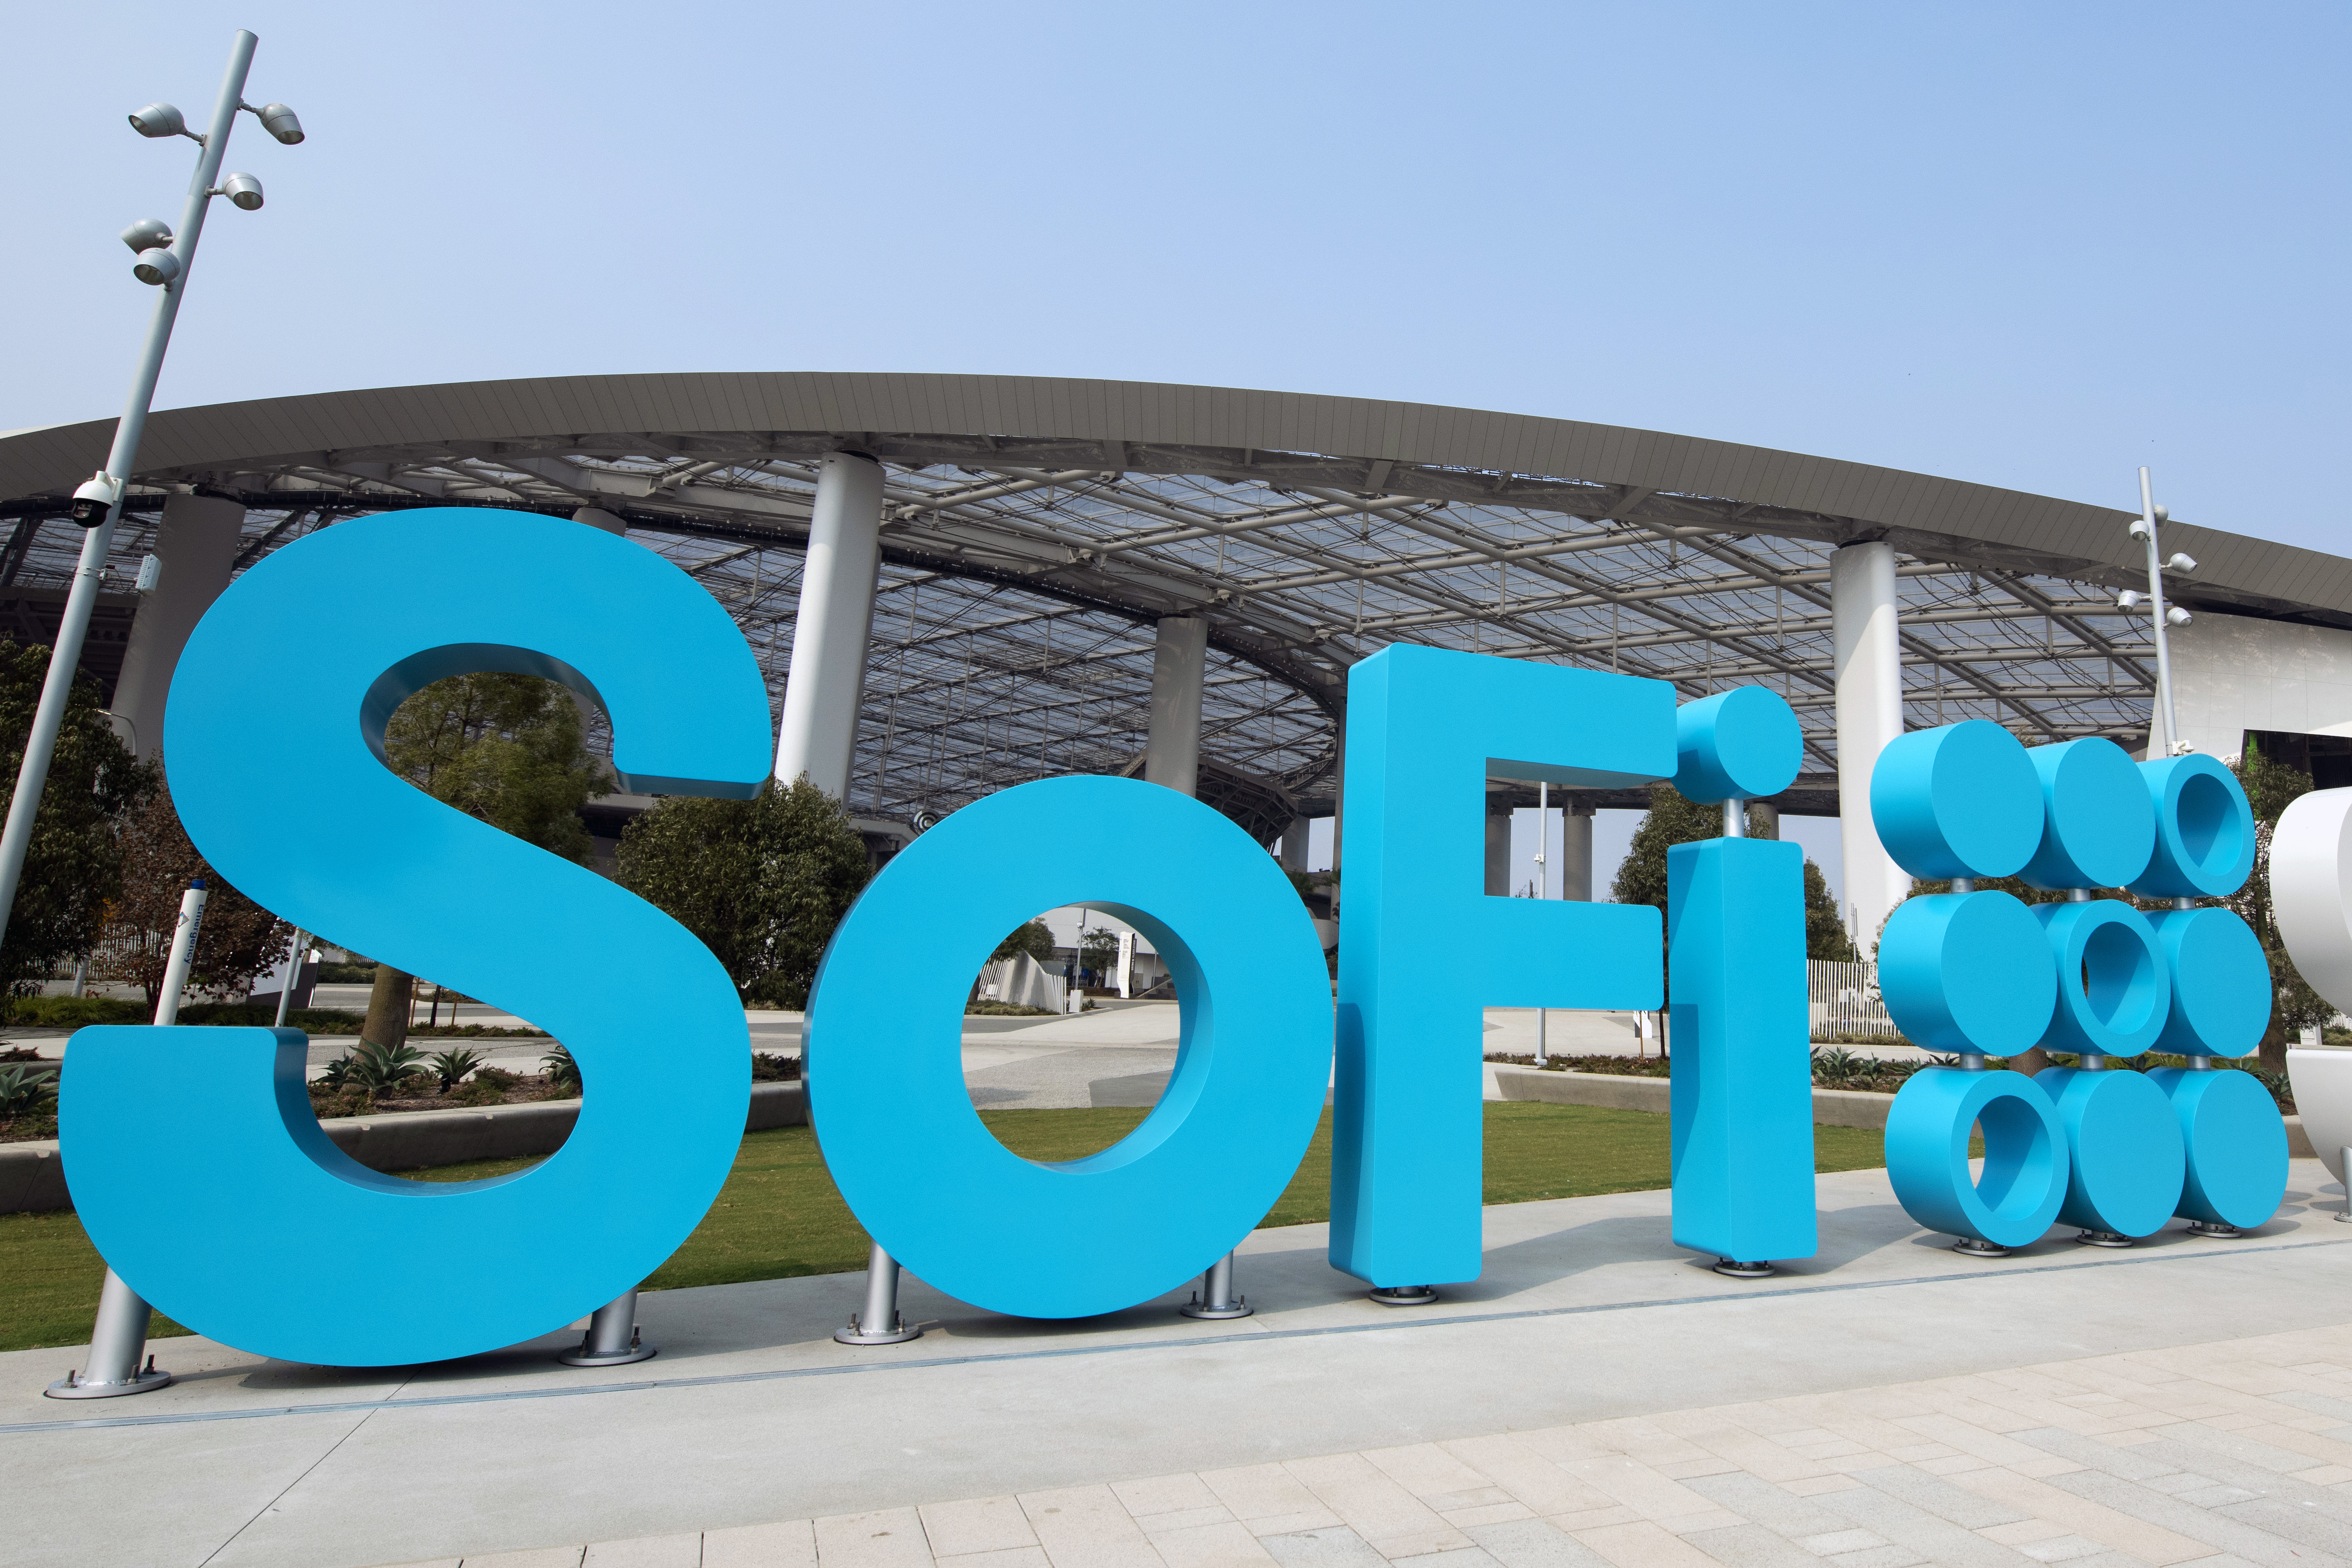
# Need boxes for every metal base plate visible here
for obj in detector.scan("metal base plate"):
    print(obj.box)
[1368,1285,1439,1306]
[1180,1296,1253,1320]
[834,1316,923,1345]
[556,1341,657,1367]
[1951,1237,2010,1258]
[46,1367,172,1400]
[1712,1259,1773,1279]
[2075,1230,2133,1248]
[2186,1220,2242,1238]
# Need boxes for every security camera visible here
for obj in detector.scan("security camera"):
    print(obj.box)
[127,102,187,139]
[2165,552,2198,573]
[69,473,122,527]
[132,247,181,285]
[218,172,264,211]
[118,218,173,253]
[251,102,305,144]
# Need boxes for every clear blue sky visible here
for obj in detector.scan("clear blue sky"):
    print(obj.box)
[5,3,2343,904]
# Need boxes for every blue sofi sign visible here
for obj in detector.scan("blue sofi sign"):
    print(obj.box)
[56,513,2288,1368]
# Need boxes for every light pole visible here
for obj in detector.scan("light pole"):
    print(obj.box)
[2115,467,2198,757]
[0,30,301,964]
[32,31,302,1402]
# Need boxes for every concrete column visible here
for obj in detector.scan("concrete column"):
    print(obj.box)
[1751,801,1781,840]
[1144,616,1207,797]
[1831,541,1909,955]
[1559,803,1593,901]
[1278,814,1311,871]
[1484,800,1513,895]
[110,493,246,760]
[774,453,884,797]
[572,506,627,536]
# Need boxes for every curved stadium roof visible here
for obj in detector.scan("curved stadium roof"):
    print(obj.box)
[4,372,2346,839]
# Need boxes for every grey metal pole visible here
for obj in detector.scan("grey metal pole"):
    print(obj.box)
[834,1242,922,1344]
[1534,781,1547,1067]
[0,31,259,963]
[2339,1147,2351,1224]
[2136,468,2181,756]
[271,928,308,1027]
[48,878,205,1399]
[1180,1250,1251,1319]
[557,1287,655,1366]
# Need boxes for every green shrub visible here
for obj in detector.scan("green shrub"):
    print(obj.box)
[540,1045,581,1098]
[751,1052,801,1082]
[425,1047,487,1091]
[2,996,144,1027]
[0,1063,56,1118]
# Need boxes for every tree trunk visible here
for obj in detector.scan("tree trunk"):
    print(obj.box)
[2009,1046,2048,1079]
[2258,1020,2289,1078]
[363,964,413,1051]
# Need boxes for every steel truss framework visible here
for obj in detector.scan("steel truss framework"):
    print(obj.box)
[0,418,2201,834]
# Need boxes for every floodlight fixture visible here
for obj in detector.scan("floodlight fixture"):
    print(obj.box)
[2152,504,2170,524]
[127,102,193,141]
[118,218,173,253]
[68,473,122,527]
[131,247,181,285]
[2117,590,2143,609]
[2165,552,2197,573]
[247,102,304,144]
[2166,606,2193,627]
[217,172,263,210]
[2128,519,2152,542]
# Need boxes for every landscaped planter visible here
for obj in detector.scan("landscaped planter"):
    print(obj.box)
[0,1080,805,1216]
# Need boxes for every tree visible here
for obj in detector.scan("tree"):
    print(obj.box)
[2225,737,2332,1074]
[616,774,873,1008]
[363,672,612,1046]
[1610,783,1853,964]
[993,919,1058,964]
[1080,926,1119,980]
[0,641,148,994]
[93,763,288,1006]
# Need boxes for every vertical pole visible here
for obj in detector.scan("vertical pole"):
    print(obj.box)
[1534,781,1548,1067]
[556,1287,655,1365]
[773,452,884,797]
[108,494,246,761]
[1482,799,1511,895]
[1144,617,1207,796]
[834,1241,922,1343]
[2138,468,2181,757]
[1559,803,1592,902]
[1830,541,1906,957]
[272,928,308,1027]
[49,880,206,1399]
[0,30,257,961]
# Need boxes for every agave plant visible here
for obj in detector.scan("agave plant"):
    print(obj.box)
[541,1044,581,1095]
[0,1062,56,1119]
[345,1037,431,1095]
[427,1046,487,1092]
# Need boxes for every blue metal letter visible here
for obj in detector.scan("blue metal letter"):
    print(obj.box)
[62,510,772,1366]
[808,776,1331,1319]
[1331,646,1674,1287]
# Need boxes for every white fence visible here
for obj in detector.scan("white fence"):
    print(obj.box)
[1809,958,1901,1042]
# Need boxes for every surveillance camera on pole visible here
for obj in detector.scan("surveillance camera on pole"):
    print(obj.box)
[15,29,303,1404]
[2129,471,2193,757]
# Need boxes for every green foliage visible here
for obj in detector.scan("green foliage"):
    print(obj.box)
[93,766,286,1004]
[1610,783,1854,962]
[334,1037,431,1096]
[541,1044,581,1096]
[382,672,608,862]
[0,1064,56,1119]
[425,1047,486,1091]
[751,1052,801,1081]
[1079,926,1119,975]
[966,1000,1057,1016]
[0,995,145,1027]
[615,776,874,1008]
[0,641,150,994]
[991,919,1058,964]
[2223,738,2329,1069]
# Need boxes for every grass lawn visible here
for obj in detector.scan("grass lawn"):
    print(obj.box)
[0,1105,1895,1355]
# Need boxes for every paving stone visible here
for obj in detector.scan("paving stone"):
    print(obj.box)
[704,1518,816,1568]
[1809,1486,2031,1566]
[1670,1524,1818,1566]
[1680,1473,1844,1539]
[581,1536,702,1568]
[2040,1468,2350,1568]
[1260,1528,1390,1568]
[1847,1464,2028,1529]
[1460,1520,1615,1568]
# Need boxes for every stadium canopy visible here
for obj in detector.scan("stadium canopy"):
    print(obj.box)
[3,372,2346,853]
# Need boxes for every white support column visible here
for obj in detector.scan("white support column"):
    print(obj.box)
[1559,802,1593,901]
[1751,801,1781,840]
[1831,541,1909,955]
[1144,616,1207,797]
[1278,814,1311,871]
[774,453,884,797]
[109,493,245,760]
[1484,801,1512,895]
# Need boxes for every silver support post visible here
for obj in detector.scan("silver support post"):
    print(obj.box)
[69,956,88,998]
[835,1242,922,1344]
[557,1287,655,1366]
[0,30,258,965]
[1180,1251,1252,1319]
[1722,797,1747,839]
[1534,781,1548,1068]
[2340,1148,2352,1224]
[49,879,205,1399]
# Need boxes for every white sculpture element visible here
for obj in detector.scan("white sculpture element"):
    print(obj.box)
[2290,1049,2352,1184]
[2275,787,2352,1014]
